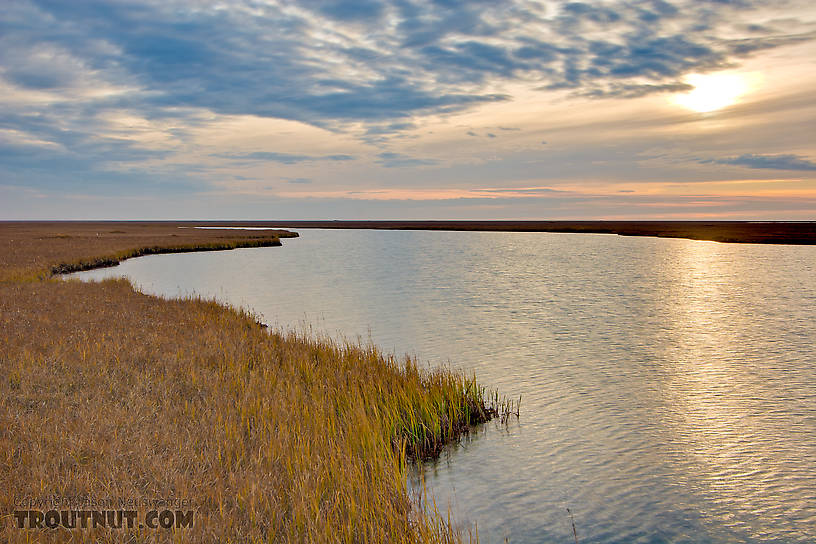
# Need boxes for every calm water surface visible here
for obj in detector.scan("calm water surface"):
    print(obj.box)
[73,230,816,544]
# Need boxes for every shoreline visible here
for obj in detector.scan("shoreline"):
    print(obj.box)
[1,222,507,543]
[49,238,290,276]
[198,220,816,245]
[5,219,815,245]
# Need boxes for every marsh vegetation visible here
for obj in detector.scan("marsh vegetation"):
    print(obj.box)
[0,222,513,543]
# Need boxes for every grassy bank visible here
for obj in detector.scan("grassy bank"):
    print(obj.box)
[0,223,510,543]
[0,221,300,281]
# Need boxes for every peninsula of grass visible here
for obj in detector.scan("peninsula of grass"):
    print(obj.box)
[0,222,511,543]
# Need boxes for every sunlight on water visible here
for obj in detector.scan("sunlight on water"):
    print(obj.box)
[72,230,816,544]
[657,241,815,542]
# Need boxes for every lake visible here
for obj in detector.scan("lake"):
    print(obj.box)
[72,229,816,544]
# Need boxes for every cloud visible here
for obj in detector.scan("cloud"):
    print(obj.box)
[284,177,313,184]
[578,81,692,99]
[479,187,563,195]
[5,0,811,132]
[710,154,816,171]
[726,31,816,56]
[376,152,438,168]
[362,121,419,143]
[303,0,386,21]
[213,152,355,164]
[8,185,816,221]
[2,0,815,207]
[365,122,417,136]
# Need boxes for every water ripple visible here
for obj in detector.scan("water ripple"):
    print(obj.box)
[73,230,816,544]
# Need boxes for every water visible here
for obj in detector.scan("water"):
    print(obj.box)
[72,230,816,543]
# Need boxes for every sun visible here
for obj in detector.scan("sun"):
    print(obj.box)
[673,73,750,113]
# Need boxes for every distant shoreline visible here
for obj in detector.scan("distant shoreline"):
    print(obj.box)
[3,220,815,245]
[206,220,816,245]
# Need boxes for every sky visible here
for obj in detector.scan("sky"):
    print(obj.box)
[1,0,815,220]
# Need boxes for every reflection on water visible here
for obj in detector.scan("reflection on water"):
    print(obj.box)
[72,230,816,544]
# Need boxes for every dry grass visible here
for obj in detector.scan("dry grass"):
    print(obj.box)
[0,222,511,543]
[0,222,298,282]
